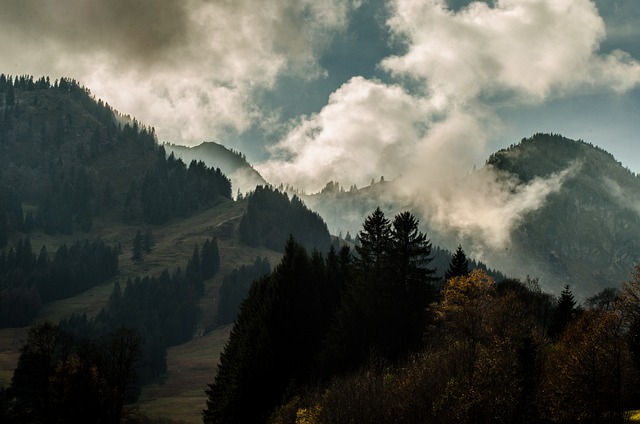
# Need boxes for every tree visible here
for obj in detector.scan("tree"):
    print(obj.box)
[445,245,469,280]
[100,327,143,423]
[10,321,63,422]
[549,285,578,338]
[429,270,542,423]
[388,211,437,354]
[204,238,342,423]
[131,230,144,263]
[540,308,639,423]
[321,209,435,373]
[621,265,640,375]
[354,207,392,272]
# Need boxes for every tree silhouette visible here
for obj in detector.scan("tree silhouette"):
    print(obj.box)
[549,285,579,338]
[131,230,144,263]
[445,245,470,280]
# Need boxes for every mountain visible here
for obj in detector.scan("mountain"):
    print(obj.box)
[487,133,640,297]
[165,141,267,196]
[302,134,640,299]
[0,75,329,422]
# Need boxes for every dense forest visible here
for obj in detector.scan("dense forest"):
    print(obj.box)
[216,256,271,326]
[3,75,640,423]
[0,74,232,241]
[205,208,640,424]
[3,322,143,424]
[1,236,221,422]
[239,185,332,254]
[0,238,119,327]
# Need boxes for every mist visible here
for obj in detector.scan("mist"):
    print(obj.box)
[256,0,640,251]
[2,0,640,254]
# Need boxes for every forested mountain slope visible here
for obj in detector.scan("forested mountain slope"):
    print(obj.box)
[166,141,266,196]
[303,134,640,298]
[488,133,640,296]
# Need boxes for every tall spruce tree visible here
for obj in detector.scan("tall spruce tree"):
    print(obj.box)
[445,245,470,280]
[204,237,341,424]
[321,209,436,373]
[549,285,578,338]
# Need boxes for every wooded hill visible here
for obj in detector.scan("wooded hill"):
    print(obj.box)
[302,134,640,299]
[0,75,335,423]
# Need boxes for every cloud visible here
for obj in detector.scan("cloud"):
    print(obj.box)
[258,0,640,249]
[382,0,640,103]
[257,76,438,192]
[0,0,354,144]
[410,161,580,250]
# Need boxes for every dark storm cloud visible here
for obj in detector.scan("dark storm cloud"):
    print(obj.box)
[1,0,190,65]
[0,0,355,144]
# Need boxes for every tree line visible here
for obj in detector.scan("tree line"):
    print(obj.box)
[2,321,143,424]
[1,235,222,421]
[204,207,640,424]
[0,238,118,327]
[216,256,271,326]
[137,148,232,225]
[61,237,220,382]
[239,185,332,254]
[1,74,233,244]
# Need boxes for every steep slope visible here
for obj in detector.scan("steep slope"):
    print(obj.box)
[166,141,267,196]
[487,133,640,296]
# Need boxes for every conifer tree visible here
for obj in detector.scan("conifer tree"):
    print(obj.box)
[321,209,436,373]
[204,237,341,423]
[445,245,470,280]
[131,230,144,263]
[549,285,578,338]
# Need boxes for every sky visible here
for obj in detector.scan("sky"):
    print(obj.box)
[1,0,639,194]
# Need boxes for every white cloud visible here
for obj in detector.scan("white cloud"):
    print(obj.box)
[257,76,436,192]
[382,0,640,103]
[260,0,640,249]
[410,161,580,249]
[0,0,354,144]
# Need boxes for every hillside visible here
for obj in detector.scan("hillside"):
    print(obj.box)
[0,76,325,423]
[487,133,640,296]
[166,141,267,196]
[301,134,640,298]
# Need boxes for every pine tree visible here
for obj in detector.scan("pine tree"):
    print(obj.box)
[131,231,144,263]
[321,209,436,373]
[354,206,392,272]
[549,285,578,338]
[445,245,470,280]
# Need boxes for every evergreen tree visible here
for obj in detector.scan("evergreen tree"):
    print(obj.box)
[201,238,220,279]
[321,209,436,373]
[131,230,144,263]
[204,238,342,424]
[354,206,392,272]
[445,245,470,280]
[549,285,578,338]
